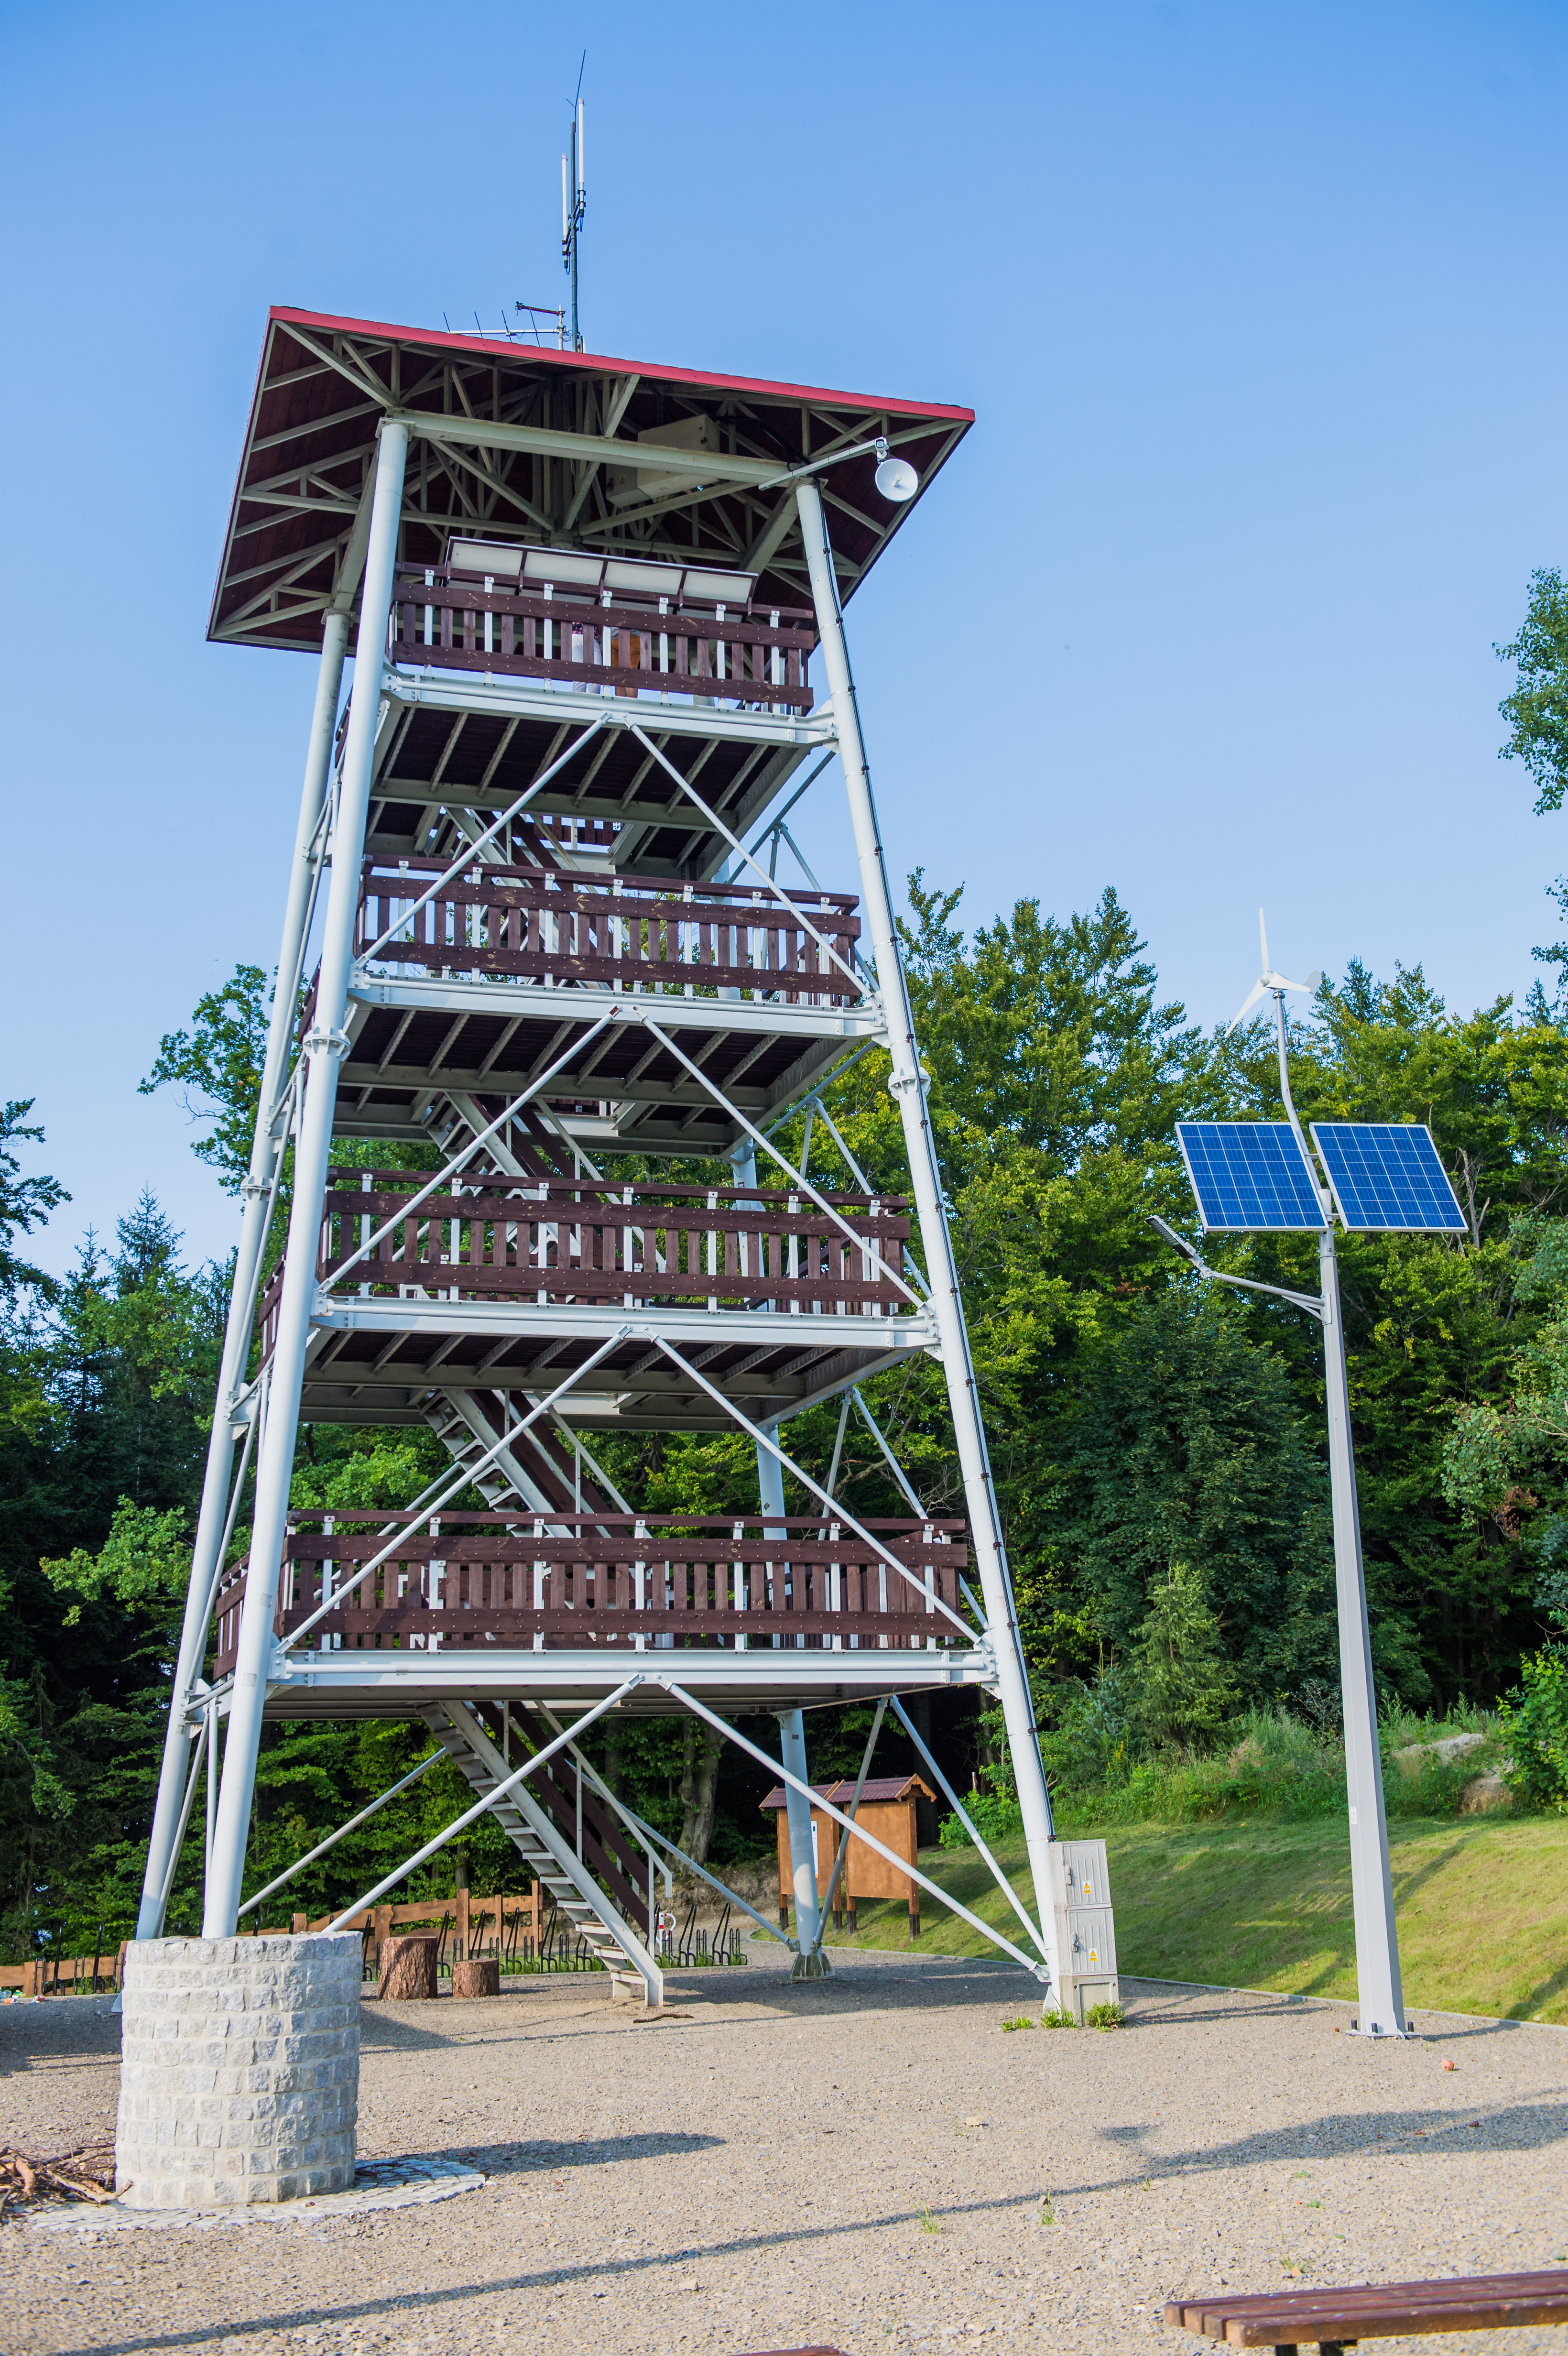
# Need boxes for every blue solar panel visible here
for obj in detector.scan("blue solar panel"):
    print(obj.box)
[1309,1123,1467,1233]
[1175,1123,1327,1232]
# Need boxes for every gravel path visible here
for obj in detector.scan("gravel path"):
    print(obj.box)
[2,1952,1566,2356]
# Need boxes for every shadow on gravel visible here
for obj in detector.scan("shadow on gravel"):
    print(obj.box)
[1085,2098,1568,2188]
[53,2186,1053,2356]
[391,2131,725,2175]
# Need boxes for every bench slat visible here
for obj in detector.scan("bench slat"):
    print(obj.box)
[1166,2267,1568,2346]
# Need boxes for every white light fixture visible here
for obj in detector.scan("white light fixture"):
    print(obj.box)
[603,556,686,598]
[873,437,918,503]
[681,567,756,607]
[522,547,605,591]
[446,538,525,581]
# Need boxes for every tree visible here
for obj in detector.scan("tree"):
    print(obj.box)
[0,1100,68,1303]
[1130,1560,1239,1756]
[1498,568,1568,815]
[139,963,272,1193]
[1034,1288,1334,1701]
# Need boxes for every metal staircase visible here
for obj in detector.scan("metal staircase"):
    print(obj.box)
[419,1385,620,1525]
[423,1696,661,2005]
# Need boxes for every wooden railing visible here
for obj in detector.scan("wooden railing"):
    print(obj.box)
[390,568,816,712]
[212,1513,970,1673]
[355,856,863,1006]
[258,1173,913,1354]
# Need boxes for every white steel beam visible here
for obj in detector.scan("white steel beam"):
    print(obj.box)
[258,1647,987,1708]
[794,477,1065,2000]
[202,421,411,1938]
[348,975,884,1048]
[386,409,791,487]
[310,1299,936,1353]
[381,673,835,755]
[135,607,351,1942]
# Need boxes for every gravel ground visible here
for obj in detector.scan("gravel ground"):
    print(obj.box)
[1,1952,1566,2356]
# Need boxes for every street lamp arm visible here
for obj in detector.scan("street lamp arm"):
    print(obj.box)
[1146,1214,1325,1321]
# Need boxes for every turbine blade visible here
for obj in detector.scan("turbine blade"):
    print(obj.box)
[1228,978,1268,1031]
[1259,906,1270,975]
[1274,973,1314,995]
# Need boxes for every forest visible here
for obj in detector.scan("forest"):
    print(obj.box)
[5,575,1568,1963]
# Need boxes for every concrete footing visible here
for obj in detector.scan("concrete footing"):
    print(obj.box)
[114,1933,360,2208]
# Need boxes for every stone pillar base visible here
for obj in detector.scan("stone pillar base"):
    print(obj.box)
[115,1933,360,2209]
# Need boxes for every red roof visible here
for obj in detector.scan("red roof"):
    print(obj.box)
[210,307,974,654]
[269,305,974,424]
[760,1774,936,1811]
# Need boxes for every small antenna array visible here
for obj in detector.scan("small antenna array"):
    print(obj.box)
[561,57,587,350]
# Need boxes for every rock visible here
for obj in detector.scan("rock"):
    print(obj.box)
[1394,1729,1488,1772]
[1460,1769,1510,1812]
[452,1958,500,1999]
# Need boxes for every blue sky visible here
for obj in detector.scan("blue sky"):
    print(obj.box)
[4,0,1568,1274]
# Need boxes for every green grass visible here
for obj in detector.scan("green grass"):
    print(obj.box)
[824,1813,1568,2023]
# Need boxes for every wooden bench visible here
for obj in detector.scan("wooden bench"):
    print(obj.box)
[1166,2268,1568,2351]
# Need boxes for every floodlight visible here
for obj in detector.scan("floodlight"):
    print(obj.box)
[871,436,918,502]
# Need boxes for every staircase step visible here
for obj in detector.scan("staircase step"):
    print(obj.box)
[420,1705,656,2002]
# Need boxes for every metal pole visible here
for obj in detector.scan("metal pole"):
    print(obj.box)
[777,1709,826,1974]
[204,423,409,1937]
[1320,1229,1406,2034]
[136,610,349,1939]
[1268,990,1406,2037]
[794,479,1063,1996]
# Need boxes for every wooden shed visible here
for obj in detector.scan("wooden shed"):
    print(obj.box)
[761,1773,936,1938]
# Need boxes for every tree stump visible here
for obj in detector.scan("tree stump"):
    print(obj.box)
[452,1957,500,2000]
[378,1934,439,2001]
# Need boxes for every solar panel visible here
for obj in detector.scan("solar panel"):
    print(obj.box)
[1309,1123,1467,1233]
[1175,1123,1327,1232]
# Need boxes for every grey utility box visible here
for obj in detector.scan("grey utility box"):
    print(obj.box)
[1055,1837,1119,2021]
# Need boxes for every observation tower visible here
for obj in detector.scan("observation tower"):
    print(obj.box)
[137,309,1113,2014]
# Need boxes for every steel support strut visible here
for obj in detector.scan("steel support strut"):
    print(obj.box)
[778,1709,827,1975]
[136,609,350,1940]
[794,479,1064,1996]
[203,422,410,1937]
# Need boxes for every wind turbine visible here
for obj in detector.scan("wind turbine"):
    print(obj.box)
[1229,909,1322,1032]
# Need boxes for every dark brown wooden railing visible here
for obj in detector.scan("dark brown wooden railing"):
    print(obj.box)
[355,856,862,1006]
[212,1512,970,1673]
[390,569,816,712]
[257,1173,914,1357]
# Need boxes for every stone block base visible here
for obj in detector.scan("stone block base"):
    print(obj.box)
[114,1933,360,2208]
[452,1958,500,1999]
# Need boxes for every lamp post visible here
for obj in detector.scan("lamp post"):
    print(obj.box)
[1153,978,1408,2039]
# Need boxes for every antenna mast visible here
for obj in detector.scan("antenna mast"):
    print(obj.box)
[561,59,586,350]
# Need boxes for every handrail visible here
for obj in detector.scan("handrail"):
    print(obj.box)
[211,1512,970,1675]
[354,854,863,1008]
[390,568,816,712]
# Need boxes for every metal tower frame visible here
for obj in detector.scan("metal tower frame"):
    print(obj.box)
[135,312,1096,2006]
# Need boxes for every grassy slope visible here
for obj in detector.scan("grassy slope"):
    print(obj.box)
[825,1815,1568,2023]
